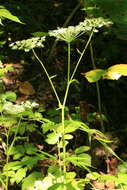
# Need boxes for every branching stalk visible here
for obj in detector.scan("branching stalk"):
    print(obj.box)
[32,49,62,108]
[33,29,93,189]
[70,30,94,80]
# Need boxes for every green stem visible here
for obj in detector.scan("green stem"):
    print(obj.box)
[61,106,66,182]
[70,30,94,81]
[48,2,81,61]
[32,49,62,108]
[67,43,71,83]
[5,128,9,190]
[5,118,21,190]
[89,43,104,132]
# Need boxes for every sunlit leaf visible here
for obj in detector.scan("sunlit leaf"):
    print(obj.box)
[82,69,106,83]
[46,132,60,144]
[10,168,27,184]
[0,6,23,24]
[75,146,90,154]
[22,172,42,190]
[103,64,127,80]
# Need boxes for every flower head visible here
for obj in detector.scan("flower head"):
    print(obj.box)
[49,25,85,43]
[80,17,113,32]
[49,17,112,43]
[10,36,46,52]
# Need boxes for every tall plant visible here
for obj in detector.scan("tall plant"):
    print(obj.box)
[9,17,113,190]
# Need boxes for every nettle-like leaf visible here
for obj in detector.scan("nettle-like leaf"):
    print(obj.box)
[65,153,91,169]
[83,64,127,82]
[10,167,27,184]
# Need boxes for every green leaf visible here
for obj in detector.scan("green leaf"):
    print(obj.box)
[7,145,25,156]
[48,165,61,177]
[10,168,27,184]
[47,183,62,190]
[46,132,60,144]
[104,64,127,80]
[21,156,44,169]
[64,134,73,140]
[0,6,23,24]
[66,172,76,180]
[24,143,38,155]
[65,153,91,168]
[64,120,81,133]
[83,69,106,83]
[118,162,127,173]
[3,102,25,114]
[75,146,90,154]
[117,173,127,184]
[4,161,22,171]
[22,172,42,190]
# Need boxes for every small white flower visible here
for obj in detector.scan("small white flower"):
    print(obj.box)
[10,37,46,52]
[49,17,112,43]
[49,24,85,43]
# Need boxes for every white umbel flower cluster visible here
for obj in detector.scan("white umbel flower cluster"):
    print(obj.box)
[49,24,85,43]
[49,17,112,43]
[10,37,46,52]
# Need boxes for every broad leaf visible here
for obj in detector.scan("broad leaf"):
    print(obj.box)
[104,64,127,79]
[0,6,22,24]
[22,172,42,190]
[46,132,60,144]
[75,146,90,154]
[83,69,106,82]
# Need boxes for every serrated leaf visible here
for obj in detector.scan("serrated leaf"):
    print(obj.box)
[48,165,61,177]
[22,172,42,190]
[75,146,90,154]
[83,69,106,83]
[21,156,44,169]
[24,143,38,154]
[10,167,27,184]
[4,161,22,171]
[65,153,91,168]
